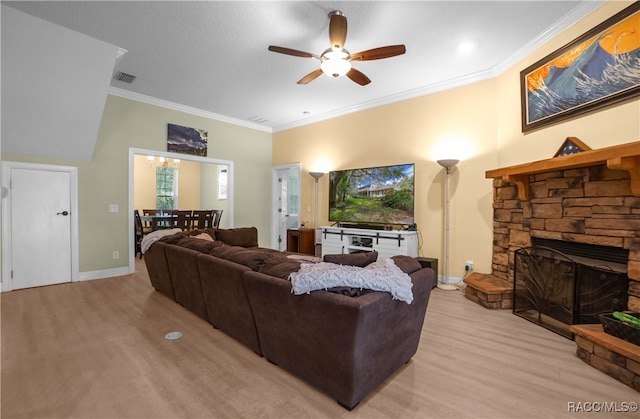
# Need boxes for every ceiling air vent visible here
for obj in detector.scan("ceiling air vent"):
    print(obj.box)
[114,71,136,83]
[248,116,268,124]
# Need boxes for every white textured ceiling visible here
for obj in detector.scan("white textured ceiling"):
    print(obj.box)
[4,1,603,133]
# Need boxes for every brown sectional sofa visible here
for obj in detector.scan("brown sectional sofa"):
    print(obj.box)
[143,227,435,410]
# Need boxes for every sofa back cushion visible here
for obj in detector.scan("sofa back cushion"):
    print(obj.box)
[390,255,423,274]
[323,251,378,267]
[214,227,258,247]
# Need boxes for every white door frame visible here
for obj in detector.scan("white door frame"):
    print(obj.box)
[271,163,301,250]
[1,161,80,292]
[128,147,234,273]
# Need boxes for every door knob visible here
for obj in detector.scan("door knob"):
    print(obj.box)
[57,211,69,216]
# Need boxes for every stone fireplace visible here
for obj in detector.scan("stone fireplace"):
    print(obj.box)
[465,140,640,314]
[463,139,640,391]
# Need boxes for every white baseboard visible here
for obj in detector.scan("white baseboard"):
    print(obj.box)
[78,267,132,282]
[437,275,464,286]
[0,267,131,292]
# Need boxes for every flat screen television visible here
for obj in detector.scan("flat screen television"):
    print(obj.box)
[328,163,415,226]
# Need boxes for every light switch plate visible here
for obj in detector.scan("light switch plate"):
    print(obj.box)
[109,204,119,213]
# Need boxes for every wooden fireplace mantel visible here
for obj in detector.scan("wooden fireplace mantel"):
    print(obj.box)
[485,140,640,200]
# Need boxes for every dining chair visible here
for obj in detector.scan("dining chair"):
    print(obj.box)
[134,210,144,258]
[141,209,158,231]
[211,209,223,228]
[171,210,193,230]
[192,210,213,229]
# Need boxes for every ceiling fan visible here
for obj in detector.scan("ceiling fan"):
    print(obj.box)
[268,10,406,86]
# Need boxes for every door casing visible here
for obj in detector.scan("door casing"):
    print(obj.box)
[128,147,235,273]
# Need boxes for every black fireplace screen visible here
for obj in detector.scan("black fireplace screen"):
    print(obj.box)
[513,246,628,339]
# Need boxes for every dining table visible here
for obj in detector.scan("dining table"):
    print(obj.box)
[139,214,177,231]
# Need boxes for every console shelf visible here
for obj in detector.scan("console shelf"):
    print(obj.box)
[321,226,418,259]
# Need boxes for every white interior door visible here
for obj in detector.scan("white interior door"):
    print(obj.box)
[271,164,301,251]
[3,164,76,290]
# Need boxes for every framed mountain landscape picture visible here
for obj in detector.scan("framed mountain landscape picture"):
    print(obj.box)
[167,123,208,156]
[521,2,639,132]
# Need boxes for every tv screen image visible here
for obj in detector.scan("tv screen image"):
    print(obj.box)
[328,163,415,225]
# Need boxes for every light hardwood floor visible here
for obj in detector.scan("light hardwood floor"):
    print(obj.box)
[2,259,638,418]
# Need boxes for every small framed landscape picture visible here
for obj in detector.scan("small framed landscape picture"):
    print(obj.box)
[167,123,208,156]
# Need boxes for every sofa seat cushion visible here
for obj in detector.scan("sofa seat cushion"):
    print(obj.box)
[257,257,371,297]
[158,231,189,244]
[209,244,274,271]
[141,228,183,253]
[193,232,214,241]
[214,227,258,247]
[258,256,303,279]
[176,236,224,253]
[290,259,414,303]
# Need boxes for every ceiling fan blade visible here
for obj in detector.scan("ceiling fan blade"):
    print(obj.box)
[268,45,319,59]
[346,68,371,86]
[351,45,406,61]
[329,12,347,50]
[297,68,324,84]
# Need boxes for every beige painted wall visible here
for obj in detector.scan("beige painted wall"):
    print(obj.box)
[274,79,498,278]
[2,94,272,273]
[273,1,640,279]
[133,155,201,211]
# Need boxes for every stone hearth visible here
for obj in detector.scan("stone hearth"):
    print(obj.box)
[571,324,640,392]
[466,140,640,312]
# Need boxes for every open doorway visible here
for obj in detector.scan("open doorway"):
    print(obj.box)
[271,163,301,251]
[128,148,233,272]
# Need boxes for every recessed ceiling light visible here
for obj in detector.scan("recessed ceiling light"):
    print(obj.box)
[457,41,475,55]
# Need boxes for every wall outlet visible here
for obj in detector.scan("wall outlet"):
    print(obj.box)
[109,204,119,213]
[113,251,119,260]
[465,260,473,271]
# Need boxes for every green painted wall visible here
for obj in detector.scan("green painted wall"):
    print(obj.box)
[2,95,273,273]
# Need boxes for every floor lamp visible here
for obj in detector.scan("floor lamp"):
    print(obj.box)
[309,172,324,229]
[437,159,459,291]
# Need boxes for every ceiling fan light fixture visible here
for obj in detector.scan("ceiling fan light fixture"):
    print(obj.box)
[320,48,351,78]
[268,11,404,85]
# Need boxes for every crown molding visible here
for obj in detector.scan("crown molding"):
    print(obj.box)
[492,0,604,75]
[107,87,272,133]
[271,70,497,132]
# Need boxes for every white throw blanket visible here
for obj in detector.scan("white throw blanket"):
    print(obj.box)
[141,228,182,254]
[289,259,414,304]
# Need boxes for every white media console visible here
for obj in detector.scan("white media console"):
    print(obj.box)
[320,226,418,259]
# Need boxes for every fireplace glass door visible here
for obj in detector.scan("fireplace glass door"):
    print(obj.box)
[513,246,628,339]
